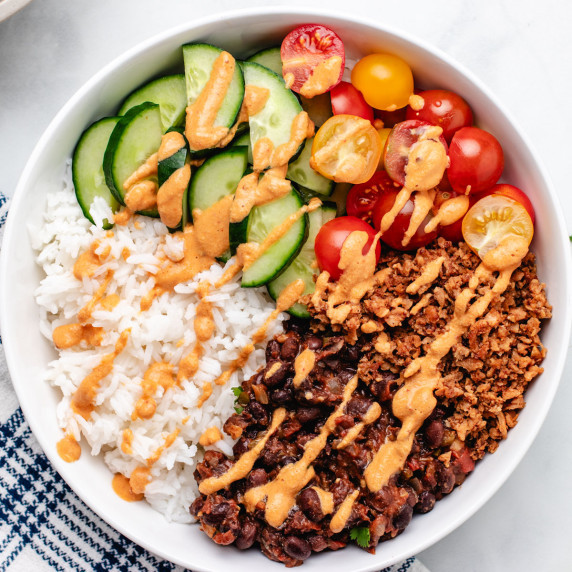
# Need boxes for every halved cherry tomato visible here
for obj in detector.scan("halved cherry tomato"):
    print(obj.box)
[372,187,438,251]
[448,127,504,194]
[281,24,345,95]
[346,171,399,223]
[376,127,392,170]
[351,53,413,111]
[330,81,374,122]
[405,89,473,143]
[311,115,382,184]
[475,184,535,224]
[383,120,448,189]
[314,216,381,280]
[462,194,534,262]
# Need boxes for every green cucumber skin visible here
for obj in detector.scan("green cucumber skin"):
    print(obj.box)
[158,147,188,187]
[103,102,161,204]
[188,146,249,219]
[241,61,304,167]
[229,130,253,164]
[287,137,334,196]
[238,188,308,288]
[246,46,282,76]
[72,116,121,230]
[182,43,245,157]
[267,202,336,317]
[118,74,187,132]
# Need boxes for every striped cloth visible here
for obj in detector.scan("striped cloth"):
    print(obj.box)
[0,191,428,572]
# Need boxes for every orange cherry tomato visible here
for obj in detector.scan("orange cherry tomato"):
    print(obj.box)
[462,194,534,260]
[475,184,535,224]
[310,115,382,184]
[351,53,413,111]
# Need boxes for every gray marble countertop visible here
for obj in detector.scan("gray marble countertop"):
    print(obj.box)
[1,1,571,570]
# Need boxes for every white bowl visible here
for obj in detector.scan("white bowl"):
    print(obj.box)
[0,0,34,22]
[1,8,570,571]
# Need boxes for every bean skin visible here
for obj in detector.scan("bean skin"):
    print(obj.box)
[281,336,300,360]
[425,419,444,448]
[235,520,258,550]
[284,536,311,561]
[415,491,436,513]
[298,488,324,522]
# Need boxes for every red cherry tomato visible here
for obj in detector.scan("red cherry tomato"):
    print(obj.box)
[330,81,374,122]
[448,127,504,194]
[434,189,477,242]
[314,216,381,280]
[405,89,473,143]
[475,184,535,224]
[372,188,438,251]
[281,24,345,95]
[346,171,398,223]
[383,120,448,188]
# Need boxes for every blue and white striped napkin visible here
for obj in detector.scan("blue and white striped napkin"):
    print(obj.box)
[0,190,428,572]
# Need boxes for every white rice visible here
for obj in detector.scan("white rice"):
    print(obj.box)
[31,171,285,523]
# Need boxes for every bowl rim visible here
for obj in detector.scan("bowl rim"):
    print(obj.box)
[1,6,571,570]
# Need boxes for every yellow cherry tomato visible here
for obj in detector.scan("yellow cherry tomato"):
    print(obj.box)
[351,53,414,111]
[310,115,382,185]
[462,194,533,266]
[376,127,391,170]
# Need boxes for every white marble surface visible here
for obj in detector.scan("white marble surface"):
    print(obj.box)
[1,0,572,570]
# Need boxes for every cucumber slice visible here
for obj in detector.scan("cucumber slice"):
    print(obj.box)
[158,133,190,230]
[267,202,337,317]
[118,74,187,132]
[241,61,304,167]
[300,93,333,128]
[229,130,253,164]
[72,117,121,229]
[287,137,334,196]
[103,102,162,217]
[182,43,245,157]
[246,46,282,76]
[189,146,249,261]
[233,189,308,288]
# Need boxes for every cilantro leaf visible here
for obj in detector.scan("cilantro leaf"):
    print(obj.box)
[350,526,370,549]
[569,235,572,243]
[234,405,244,414]
[231,386,243,398]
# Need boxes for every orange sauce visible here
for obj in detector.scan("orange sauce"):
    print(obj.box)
[112,473,144,502]
[52,323,103,349]
[292,349,315,388]
[121,429,134,454]
[73,241,110,280]
[77,270,114,324]
[56,434,81,463]
[132,362,175,421]
[199,426,223,446]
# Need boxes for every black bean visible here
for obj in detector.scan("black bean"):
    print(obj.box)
[298,488,324,522]
[305,336,323,350]
[425,419,444,449]
[284,536,311,561]
[281,455,297,466]
[415,491,436,514]
[344,344,359,362]
[270,388,292,405]
[247,401,268,424]
[281,337,300,360]
[248,468,268,488]
[437,464,456,495]
[296,407,321,424]
[308,535,328,552]
[202,502,232,526]
[264,360,288,387]
[189,497,204,517]
[393,503,413,531]
[266,339,281,361]
[235,521,258,550]
[347,396,373,417]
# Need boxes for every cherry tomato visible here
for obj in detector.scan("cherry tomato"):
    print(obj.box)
[314,216,381,280]
[374,106,407,128]
[462,194,534,263]
[346,171,398,223]
[351,53,413,111]
[311,115,382,184]
[372,187,438,251]
[475,184,535,224]
[281,24,345,96]
[448,127,504,194]
[383,120,448,190]
[405,89,473,143]
[434,188,476,242]
[330,81,374,122]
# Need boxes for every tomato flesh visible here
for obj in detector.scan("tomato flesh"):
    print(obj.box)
[383,120,448,188]
[346,171,398,223]
[314,216,381,280]
[448,127,504,194]
[474,184,535,224]
[406,89,473,143]
[351,53,413,111]
[281,24,345,95]
[372,187,438,251]
[311,115,382,184]
[330,81,374,122]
